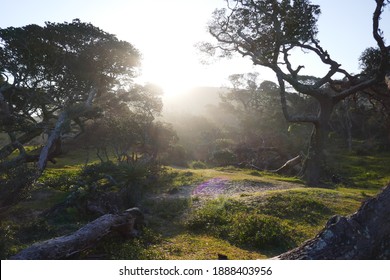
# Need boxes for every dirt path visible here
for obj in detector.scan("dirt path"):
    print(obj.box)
[151,177,300,201]
[192,177,297,196]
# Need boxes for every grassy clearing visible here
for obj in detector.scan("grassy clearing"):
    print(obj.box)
[145,233,267,260]
[182,187,368,258]
[1,148,389,259]
[81,229,267,260]
[185,166,304,185]
[136,166,370,259]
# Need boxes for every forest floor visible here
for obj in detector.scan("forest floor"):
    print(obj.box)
[1,150,390,260]
[140,172,303,259]
[134,162,386,259]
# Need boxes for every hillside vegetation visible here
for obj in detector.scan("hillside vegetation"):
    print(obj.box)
[1,149,388,259]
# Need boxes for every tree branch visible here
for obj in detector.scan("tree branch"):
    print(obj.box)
[276,72,319,124]
[0,126,43,160]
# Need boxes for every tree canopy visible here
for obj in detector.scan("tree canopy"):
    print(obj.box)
[0,20,167,207]
[204,0,390,185]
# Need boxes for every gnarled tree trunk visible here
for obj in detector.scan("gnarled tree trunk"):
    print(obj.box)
[274,184,390,259]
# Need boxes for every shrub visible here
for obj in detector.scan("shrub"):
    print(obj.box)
[190,161,208,169]
[0,223,17,259]
[0,164,37,207]
[260,192,333,224]
[186,197,295,250]
[229,213,295,249]
[212,149,237,166]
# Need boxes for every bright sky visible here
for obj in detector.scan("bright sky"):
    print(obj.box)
[1,0,389,99]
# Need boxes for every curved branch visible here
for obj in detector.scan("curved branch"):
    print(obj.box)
[373,0,390,78]
[333,77,377,103]
[276,72,319,124]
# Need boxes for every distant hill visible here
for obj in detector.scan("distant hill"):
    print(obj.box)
[162,86,226,116]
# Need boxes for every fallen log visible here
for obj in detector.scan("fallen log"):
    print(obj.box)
[270,155,301,174]
[274,183,390,259]
[10,207,144,260]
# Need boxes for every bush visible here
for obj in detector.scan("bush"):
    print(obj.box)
[261,192,333,224]
[186,197,295,250]
[60,160,163,217]
[0,164,37,207]
[0,223,17,259]
[163,144,188,166]
[211,149,237,166]
[229,213,295,249]
[190,161,208,169]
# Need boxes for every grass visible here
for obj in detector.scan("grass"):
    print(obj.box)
[182,186,368,257]
[328,152,390,189]
[145,233,267,260]
[156,168,205,193]
[187,166,304,185]
[1,147,389,260]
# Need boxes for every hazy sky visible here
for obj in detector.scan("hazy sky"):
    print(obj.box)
[1,0,389,98]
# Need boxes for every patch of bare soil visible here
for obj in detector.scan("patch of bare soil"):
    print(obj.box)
[149,177,299,201]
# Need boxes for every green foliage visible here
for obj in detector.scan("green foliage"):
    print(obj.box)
[208,0,320,62]
[260,192,333,224]
[82,227,165,260]
[162,144,188,166]
[0,222,18,259]
[0,218,59,259]
[190,160,208,169]
[81,161,148,185]
[143,197,192,220]
[158,169,204,191]
[185,197,295,251]
[13,219,56,244]
[38,168,80,191]
[0,164,37,207]
[328,152,390,189]
[0,19,164,183]
[65,160,159,214]
[359,47,390,77]
[229,213,295,249]
[212,149,237,166]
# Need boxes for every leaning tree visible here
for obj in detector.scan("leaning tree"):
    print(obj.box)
[0,20,163,206]
[203,0,390,185]
[0,20,144,172]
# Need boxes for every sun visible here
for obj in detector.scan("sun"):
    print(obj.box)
[140,53,201,100]
[147,69,195,100]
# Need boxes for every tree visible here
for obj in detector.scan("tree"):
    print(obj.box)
[203,0,389,185]
[220,73,296,168]
[0,20,141,173]
[0,20,158,207]
[357,47,390,146]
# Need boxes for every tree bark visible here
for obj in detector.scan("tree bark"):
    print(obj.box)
[274,183,390,259]
[37,111,68,172]
[303,97,334,186]
[0,127,43,160]
[270,155,302,174]
[10,208,144,260]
